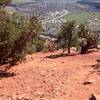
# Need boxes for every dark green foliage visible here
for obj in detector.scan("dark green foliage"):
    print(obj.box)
[0,0,11,6]
[0,4,41,65]
[78,23,99,54]
[77,23,89,38]
[32,36,45,52]
[56,20,77,54]
[56,21,99,54]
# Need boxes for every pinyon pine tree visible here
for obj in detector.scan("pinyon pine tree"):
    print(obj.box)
[56,20,77,54]
[78,23,99,54]
[0,0,41,65]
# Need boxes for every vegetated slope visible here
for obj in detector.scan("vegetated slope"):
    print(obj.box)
[63,12,100,32]
[64,12,91,23]
[0,50,100,100]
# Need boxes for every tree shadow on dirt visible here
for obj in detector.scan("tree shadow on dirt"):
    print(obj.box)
[0,65,16,79]
[0,71,16,78]
[91,63,100,75]
[45,53,76,59]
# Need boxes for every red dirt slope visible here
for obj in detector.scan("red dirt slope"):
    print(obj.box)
[0,50,100,100]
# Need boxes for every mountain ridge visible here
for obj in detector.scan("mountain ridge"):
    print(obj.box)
[12,0,80,4]
[77,0,100,10]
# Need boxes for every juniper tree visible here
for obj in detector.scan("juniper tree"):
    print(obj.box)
[57,20,77,54]
[0,0,42,65]
[0,0,11,6]
[78,23,99,54]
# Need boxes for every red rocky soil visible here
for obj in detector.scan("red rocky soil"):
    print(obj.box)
[0,50,100,100]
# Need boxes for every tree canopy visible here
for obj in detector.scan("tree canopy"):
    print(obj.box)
[0,0,42,65]
[0,0,11,6]
[57,20,77,54]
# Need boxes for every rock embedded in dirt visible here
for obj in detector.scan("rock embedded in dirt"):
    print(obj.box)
[83,79,94,85]
[83,82,92,85]
[89,94,96,100]
[96,58,100,62]
[89,93,100,100]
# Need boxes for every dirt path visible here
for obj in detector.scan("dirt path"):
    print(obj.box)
[0,50,100,100]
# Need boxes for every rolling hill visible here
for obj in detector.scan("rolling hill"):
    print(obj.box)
[77,0,100,10]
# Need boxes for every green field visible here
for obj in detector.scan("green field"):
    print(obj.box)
[63,12,100,32]
[64,12,100,23]
[12,0,31,4]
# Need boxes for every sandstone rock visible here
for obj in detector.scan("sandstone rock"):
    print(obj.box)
[96,58,100,62]
[83,79,95,85]
[89,94,96,100]
[89,94,100,100]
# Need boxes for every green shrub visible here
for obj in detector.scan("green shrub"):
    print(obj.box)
[78,23,99,54]
[56,20,77,54]
[32,37,45,52]
[0,0,11,6]
[0,1,42,65]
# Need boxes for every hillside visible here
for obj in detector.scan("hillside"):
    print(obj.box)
[1,0,100,100]
[0,50,100,100]
[63,12,100,32]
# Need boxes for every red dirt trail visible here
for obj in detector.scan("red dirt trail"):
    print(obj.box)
[0,50,100,100]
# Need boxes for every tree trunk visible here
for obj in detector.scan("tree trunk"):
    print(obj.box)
[80,45,88,54]
[68,46,70,54]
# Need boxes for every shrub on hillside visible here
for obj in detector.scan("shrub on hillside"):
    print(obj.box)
[78,23,99,54]
[0,0,11,6]
[32,36,45,52]
[0,1,42,65]
[56,20,78,54]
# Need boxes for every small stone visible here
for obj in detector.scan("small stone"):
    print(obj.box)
[83,79,95,85]
[12,95,18,99]
[89,93,100,100]
[83,81,93,85]
[96,58,100,62]
[89,94,96,100]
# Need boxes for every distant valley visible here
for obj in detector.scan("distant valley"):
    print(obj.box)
[10,0,100,17]
[8,0,100,34]
[10,0,96,17]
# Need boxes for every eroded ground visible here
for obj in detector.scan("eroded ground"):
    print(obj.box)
[0,50,100,100]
